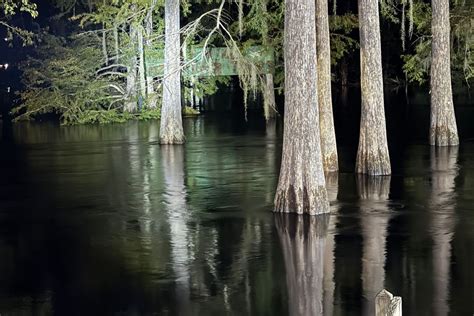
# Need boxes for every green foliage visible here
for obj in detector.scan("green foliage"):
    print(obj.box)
[14,33,123,124]
[0,0,37,44]
[382,0,474,86]
[329,13,359,65]
[74,108,161,125]
[183,106,200,116]
[402,37,431,85]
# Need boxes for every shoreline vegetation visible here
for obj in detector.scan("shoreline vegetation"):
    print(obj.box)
[12,106,200,126]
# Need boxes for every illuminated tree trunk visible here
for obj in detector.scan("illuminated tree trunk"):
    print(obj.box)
[356,0,391,175]
[263,74,278,120]
[137,27,147,100]
[316,0,338,172]
[430,0,459,146]
[274,0,329,215]
[146,0,158,109]
[124,26,138,113]
[160,0,185,144]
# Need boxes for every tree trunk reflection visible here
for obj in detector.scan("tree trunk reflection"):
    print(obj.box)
[161,145,191,312]
[429,146,458,316]
[275,214,329,316]
[357,175,392,316]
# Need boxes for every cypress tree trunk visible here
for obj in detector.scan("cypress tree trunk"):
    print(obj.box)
[274,0,329,215]
[356,0,391,176]
[430,0,459,146]
[316,0,338,172]
[160,0,185,144]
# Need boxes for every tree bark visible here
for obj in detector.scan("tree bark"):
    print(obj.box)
[113,26,119,63]
[146,0,158,109]
[124,26,138,113]
[316,0,338,172]
[263,73,278,121]
[160,0,185,144]
[356,0,391,176]
[274,0,329,215]
[430,0,459,146]
[137,27,147,100]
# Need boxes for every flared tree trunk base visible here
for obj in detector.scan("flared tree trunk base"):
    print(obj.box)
[322,152,338,173]
[274,184,329,215]
[356,148,391,176]
[429,125,459,147]
[160,133,185,145]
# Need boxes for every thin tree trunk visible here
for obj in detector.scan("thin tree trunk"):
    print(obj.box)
[263,73,277,120]
[124,26,138,113]
[274,0,329,215]
[137,27,147,100]
[114,26,119,62]
[356,0,391,176]
[146,0,158,109]
[102,30,108,65]
[160,0,184,144]
[316,0,338,172]
[430,0,459,146]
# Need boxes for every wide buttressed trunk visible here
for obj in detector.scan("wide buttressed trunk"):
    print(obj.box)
[160,0,185,144]
[274,0,329,215]
[430,0,459,146]
[316,0,338,172]
[356,0,391,176]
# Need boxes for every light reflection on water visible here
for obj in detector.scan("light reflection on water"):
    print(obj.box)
[0,110,473,315]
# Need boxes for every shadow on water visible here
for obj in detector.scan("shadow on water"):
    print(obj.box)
[0,90,473,315]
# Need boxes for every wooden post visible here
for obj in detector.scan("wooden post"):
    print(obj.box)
[375,289,402,316]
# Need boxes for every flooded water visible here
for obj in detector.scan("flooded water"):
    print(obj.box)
[0,95,473,315]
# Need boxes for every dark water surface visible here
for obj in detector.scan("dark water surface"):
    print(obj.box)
[0,100,473,315]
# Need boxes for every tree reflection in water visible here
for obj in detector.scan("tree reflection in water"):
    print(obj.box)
[275,214,329,316]
[356,175,392,316]
[323,172,339,316]
[429,146,458,316]
[161,145,191,313]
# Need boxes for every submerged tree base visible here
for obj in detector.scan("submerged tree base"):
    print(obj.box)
[160,125,185,144]
[430,125,459,147]
[274,184,330,215]
[356,147,391,176]
[322,152,338,173]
